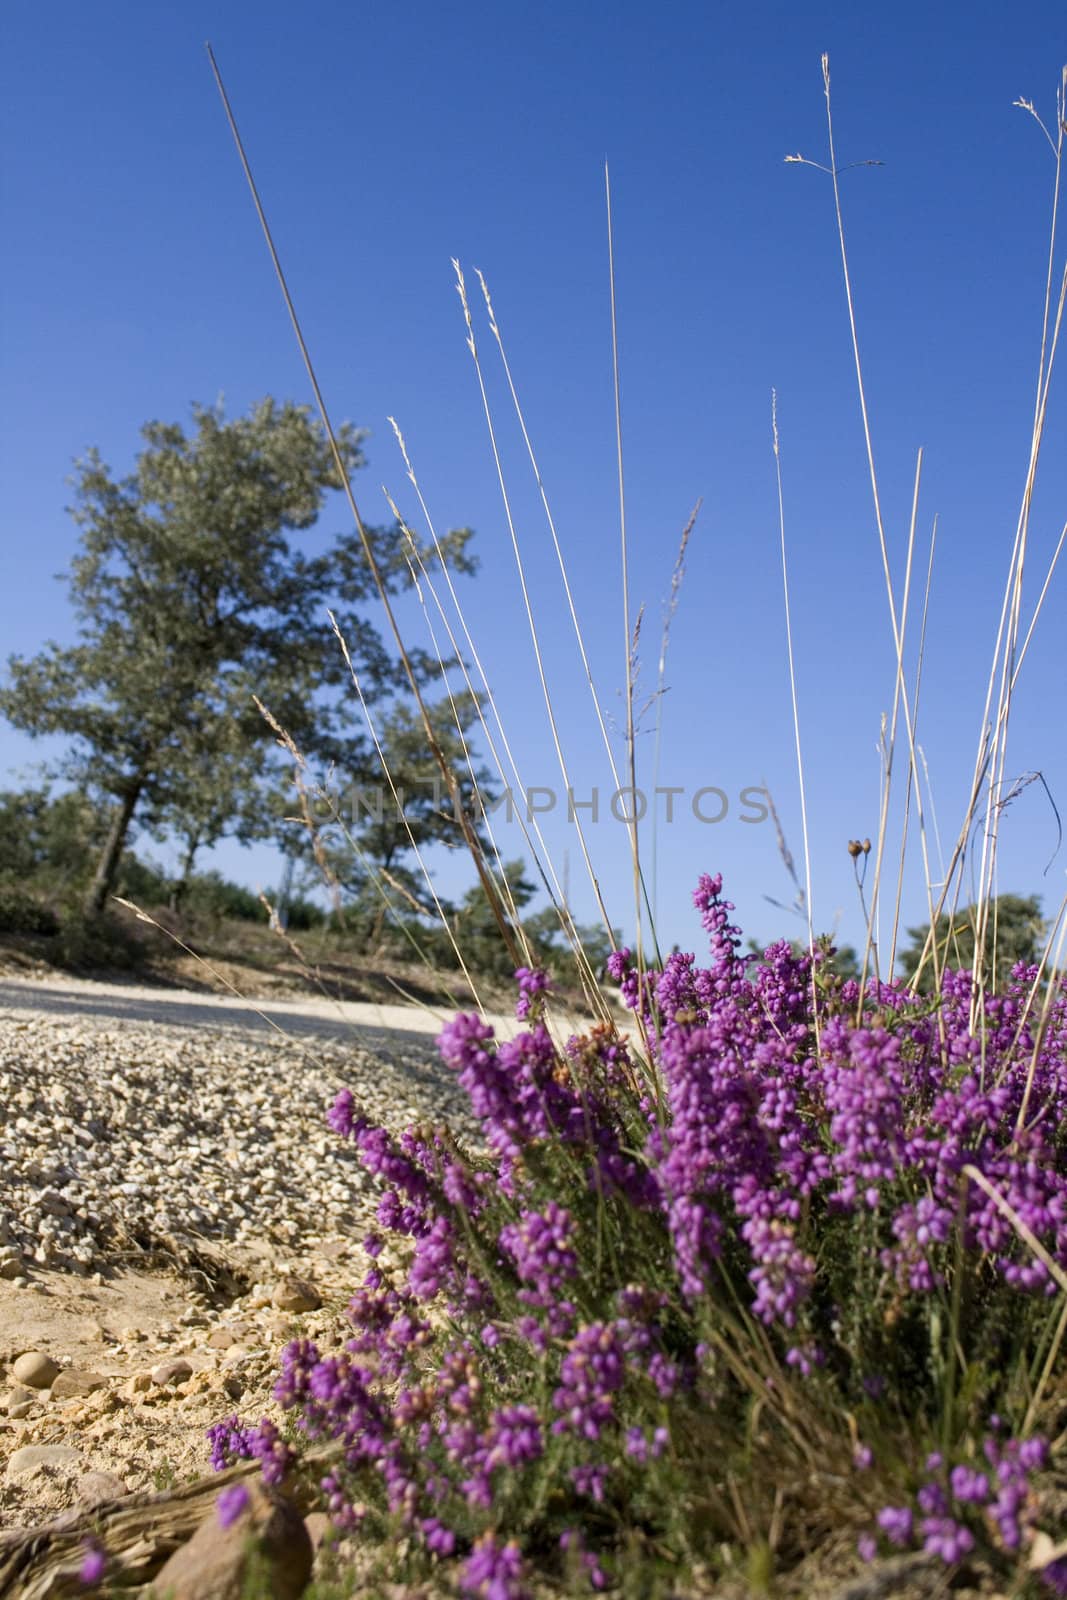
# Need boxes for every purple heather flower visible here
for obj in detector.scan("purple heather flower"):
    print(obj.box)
[949,1464,990,1504]
[514,965,550,1021]
[624,1426,648,1462]
[216,1483,250,1529]
[920,1516,974,1563]
[460,1531,528,1599]
[571,1461,609,1501]
[876,1506,914,1547]
[1041,1559,1067,1596]
[917,1481,948,1518]
[79,1542,106,1586]
[206,1415,255,1472]
[421,1516,456,1556]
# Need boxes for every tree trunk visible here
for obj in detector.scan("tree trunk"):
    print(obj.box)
[83,779,144,917]
[169,830,201,912]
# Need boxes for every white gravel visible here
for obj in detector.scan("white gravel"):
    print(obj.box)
[0,1004,483,1283]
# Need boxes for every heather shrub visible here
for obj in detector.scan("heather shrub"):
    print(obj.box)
[210,873,1067,1596]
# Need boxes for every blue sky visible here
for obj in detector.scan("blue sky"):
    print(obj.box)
[2,0,1065,963]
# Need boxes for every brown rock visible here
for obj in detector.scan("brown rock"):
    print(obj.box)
[9,1443,81,1478]
[206,1328,238,1349]
[51,1368,110,1400]
[3,1384,36,1413]
[77,1469,128,1506]
[271,1278,322,1314]
[149,1478,313,1599]
[318,1239,350,1261]
[304,1511,336,1553]
[151,1358,194,1387]
[11,1351,60,1389]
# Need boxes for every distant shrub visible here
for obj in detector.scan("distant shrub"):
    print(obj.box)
[0,887,60,937]
[50,908,142,972]
[181,871,267,923]
[280,894,326,931]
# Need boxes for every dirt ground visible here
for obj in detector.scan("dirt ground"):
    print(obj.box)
[0,1243,358,1534]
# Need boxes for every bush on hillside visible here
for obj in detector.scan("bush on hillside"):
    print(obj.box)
[0,887,60,937]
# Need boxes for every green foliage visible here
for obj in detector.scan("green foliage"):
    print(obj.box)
[280,689,495,952]
[0,887,59,936]
[0,398,477,915]
[898,893,1046,992]
[0,785,108,892]
[50,907,143,972]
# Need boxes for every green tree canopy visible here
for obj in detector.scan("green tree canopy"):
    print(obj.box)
[897,893,1046,993]
[0,398,475,914]
[0,786,107,892]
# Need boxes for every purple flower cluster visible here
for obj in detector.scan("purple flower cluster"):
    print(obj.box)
[866,1434,1054,1576]
[205,1413,294,1487]
[514,965,550,1022]
[217,872,1066,1594]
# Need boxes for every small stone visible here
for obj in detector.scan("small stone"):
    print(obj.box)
[7,1400,34,1420]
[148,1479,312,1599]
[151,1358,193,1387]
[271,1278,321,1314]
[304,1511,336,1552]
[206,1328,238,1350]
[0,1257,23,1281]
[3,1384,36,1413]
[9,1443,81,1478]
[51,1369,110,1400]
[77,1469,128,1505]
[11,1351,60,1389]
[123,1373,153,1398]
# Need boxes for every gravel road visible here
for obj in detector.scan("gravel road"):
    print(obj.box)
[0,974,506,1290]
[0,974,465,1051]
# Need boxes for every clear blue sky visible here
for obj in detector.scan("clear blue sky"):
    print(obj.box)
[2,0,1065,962]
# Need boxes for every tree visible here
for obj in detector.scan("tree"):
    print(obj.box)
[0,399,475,916]
[0,786,108,892]
[897,894,1046,993]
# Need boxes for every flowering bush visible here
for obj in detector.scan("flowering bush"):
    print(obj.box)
[211,873,1067,1597]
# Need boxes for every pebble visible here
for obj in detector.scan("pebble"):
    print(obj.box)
[9,1443,82,1478]
[271,1277,321,1314]
[11,1352,60,1389]
[2,1385,36,1413]
[151,1358,193,1388]
[51,1369,109,1400]
[76,1469,128,1505]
